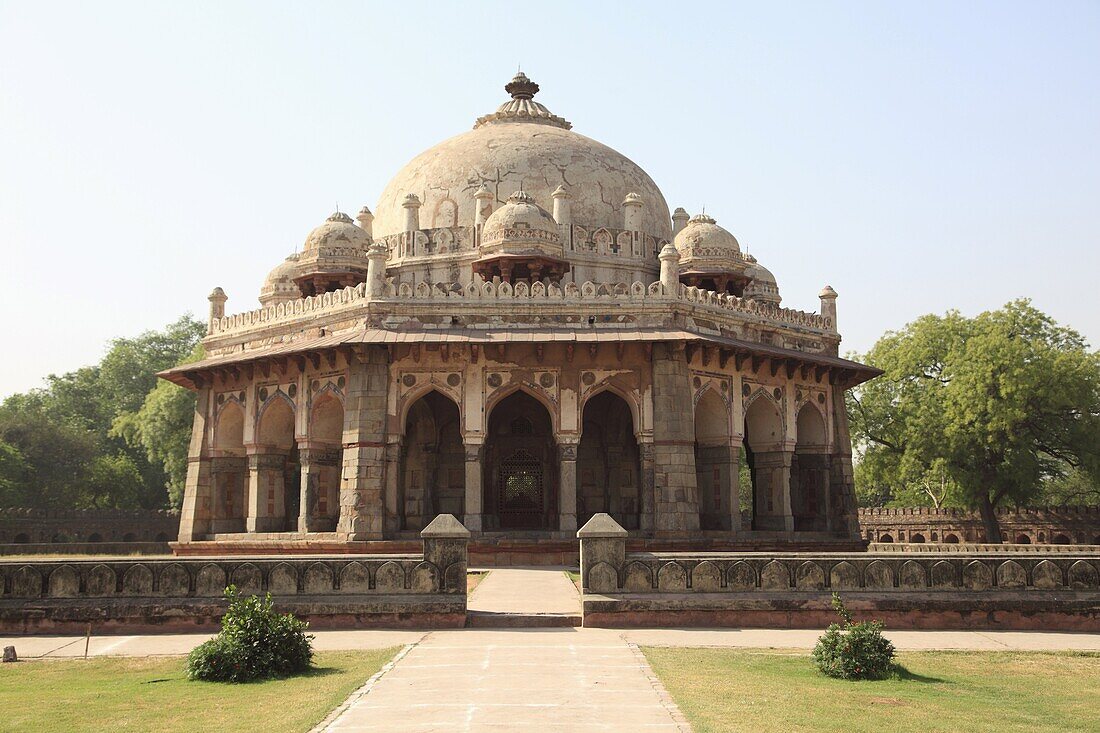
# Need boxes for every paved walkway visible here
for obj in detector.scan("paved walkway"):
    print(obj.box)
[467,567,580,620]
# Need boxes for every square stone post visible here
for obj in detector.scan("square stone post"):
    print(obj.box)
[557,436,580,532]
[421,514,471,595]
[339,346,390,540]
[209,456,247,534]
[650,343,701,533]
[462,436,484,532]
[727,439,742,533]
[638,437,655,532]
[577,513,628,594]
[383,436,403,536]
[177,385,213,542]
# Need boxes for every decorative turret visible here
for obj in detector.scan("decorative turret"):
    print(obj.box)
[622,192,644,231]
[356,206,374,239]
[658,243,680,293]
[672,207,690,237]
[819,285,838,331]
[402,193,421,233]
[472,190,569,284]
[474,185,495,228]
[552,185,572,227]
[673,213,749,295]
[365,243,389,298]
[208,287,227,331]
[473,72,572,130]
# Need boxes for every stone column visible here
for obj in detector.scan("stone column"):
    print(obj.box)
[177,385,213,542]
[728,439,743,532]
[246,449,287,533]
[338,346,390,540]
[650,343,701,533]
[209,456,247,534]
[462,436,484,533]
[752,450,794,532]
[383,436,403,536]
[638,437,656,532]
[557,436,580,533]
[829,391,861,539]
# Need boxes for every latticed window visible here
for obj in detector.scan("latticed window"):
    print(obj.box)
[510,416,533,436]
[498,450,543,526]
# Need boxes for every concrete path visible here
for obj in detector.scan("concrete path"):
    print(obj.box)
[318,628,689,733]
[467,567,580,622]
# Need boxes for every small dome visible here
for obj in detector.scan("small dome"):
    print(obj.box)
[259,253,302,306]
[303,211,372,253]
[744,261,782,305]
[673,213,740,256]
[481,191,562,250]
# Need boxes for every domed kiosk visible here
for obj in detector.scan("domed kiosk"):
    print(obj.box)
[163,72,879,552]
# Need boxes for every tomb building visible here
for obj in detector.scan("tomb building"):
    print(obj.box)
[161,72,879,546]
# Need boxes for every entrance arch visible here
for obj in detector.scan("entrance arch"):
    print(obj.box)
[399,390,464,531]
[252,395,299,532]
[694,389,737,530]
[578,390,641,530]
[484,390,557,530]
[302,391,343,531]
[792,403,829,531]
[211,401,246,533]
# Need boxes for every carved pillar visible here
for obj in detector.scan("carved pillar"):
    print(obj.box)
[728,438,743,533]
[298,445,340,533]
[557,436,580,532]
[338,346,390,540]
[383,435,403,536]
[177,385,213,542]
[463,436,484,532]
[638,437,656,533]
[649,342,701,533]
[246,449,287,533]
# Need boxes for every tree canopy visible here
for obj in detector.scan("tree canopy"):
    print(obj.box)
[848,300,1100,541]
[0,315,204,510]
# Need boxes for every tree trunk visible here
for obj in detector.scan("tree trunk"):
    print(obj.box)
[977,494,1003,543]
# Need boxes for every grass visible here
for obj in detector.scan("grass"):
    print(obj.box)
[0,648,400,733]
[565,569,581,590]
[643,647,1100,733]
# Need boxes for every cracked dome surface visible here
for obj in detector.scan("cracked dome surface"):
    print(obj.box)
[373,121,672,241]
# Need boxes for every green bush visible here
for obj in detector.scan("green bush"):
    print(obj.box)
[186,586,314,682]
[812,593,896,680]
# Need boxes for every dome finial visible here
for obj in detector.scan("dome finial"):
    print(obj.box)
[506,71,539,100]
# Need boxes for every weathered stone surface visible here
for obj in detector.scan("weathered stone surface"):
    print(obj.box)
[230,563,262,596]
[829,561,860,590]
[375,561,405,592]
[85,565,115,597]
[303,563,334,594]
[47,566,79,598]
[159,563,190,597]
[195,564,226,597]
[2,645,15,662]
[122,565,153,595]
[267,563,298,595]
[962,561,992,590]
[899,560,926,589]
[727,561,756,590]
[931,560,958,589]
[795,561,825,590]
[588,562,618,593]
[864,559,893,589]
[1069,560,1099,589]
[339,562,371,593]
[760,561,789,590]
[1032,559,1062,589]
[691,561,722,592]
[623,562,653,592]
[657,562,687,592]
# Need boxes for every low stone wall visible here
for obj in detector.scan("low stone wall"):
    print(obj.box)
[0,542,171,556]
[578,514,1100,631]
[0,507,180,545]
[0,515,469,632]
[858,506,1100,545]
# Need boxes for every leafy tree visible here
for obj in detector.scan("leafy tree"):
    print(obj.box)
[113,344,203,509]
[849,300,1100,541]
[0,440,30,506]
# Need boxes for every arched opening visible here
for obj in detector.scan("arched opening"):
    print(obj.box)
[400,391,464,531]
[212,401,247,534]
[791,404,829,532]
[943,533,960,544]
[484,391,557,531]
[87,533,102,543]
[1015,534,1032,544]
[910,533,926,543]
[253,396,299,532]
[14,533,29,544]
[302,392,345,532]
[694,390,737,531]
[879,533,894,543]
[931,532,939,541]
[578,391,642,530]
[1052,533,1071,545]
[744,395,786,531]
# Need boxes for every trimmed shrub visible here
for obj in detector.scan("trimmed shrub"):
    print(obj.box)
[186,585,313,682]
[812,593,896,680]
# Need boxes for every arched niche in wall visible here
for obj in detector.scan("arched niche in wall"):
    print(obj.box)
[399,390,463,532]
[578,390,641,531]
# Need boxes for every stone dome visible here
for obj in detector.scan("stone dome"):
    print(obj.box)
[673,214,740,256]
[373,74,672,241]
[744,258,782,305]
[259,253,302,306]
[303,212,372,253]
[481,191,562,250]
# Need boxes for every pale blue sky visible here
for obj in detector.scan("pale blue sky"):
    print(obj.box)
[1,1,1097,397]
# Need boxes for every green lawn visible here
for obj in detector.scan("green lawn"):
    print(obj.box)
[0,648,400,733]
[644,648,1100,733]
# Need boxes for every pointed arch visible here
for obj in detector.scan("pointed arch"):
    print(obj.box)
[578,390,641,530]
[695,388,737,530]
[795,402,827,448]
[581,380,642,435]
[256,393,296,450]
[399,389,464,530]
[214,400,245,455]
[309,388,344,444]
[398,382,462,429]
[484,383,559,435]
[484,390,557,530]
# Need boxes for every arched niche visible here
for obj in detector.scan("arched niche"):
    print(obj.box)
[256,396,295,450]
[211,401,247,533]
[694,389,737,531]
[400,390,463,531]
[791,403,830,532]
[578,390,641,530]
[484,390,557,531]
[302,391,345,531]
[253,395,300,532]
[310,391,344,444]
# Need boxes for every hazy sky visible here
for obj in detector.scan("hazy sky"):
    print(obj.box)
[1,1,1097,397]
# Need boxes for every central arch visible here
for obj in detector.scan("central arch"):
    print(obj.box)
[484,390,558,531]
[578,390,641,530]
[791,403,829,531]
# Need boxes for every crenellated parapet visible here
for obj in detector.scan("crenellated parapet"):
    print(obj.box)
[859,506,1100,545]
